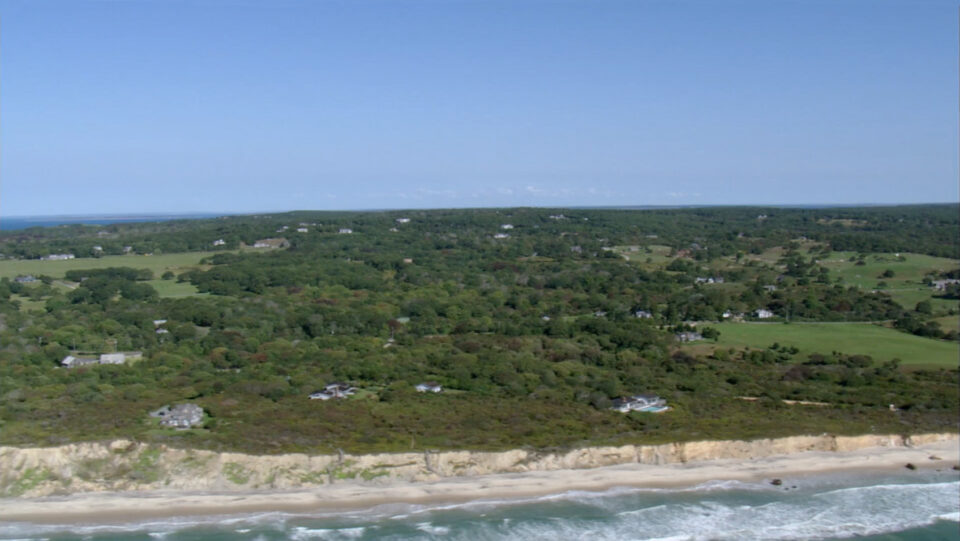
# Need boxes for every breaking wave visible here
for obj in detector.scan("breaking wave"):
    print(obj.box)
[1,473,956,540]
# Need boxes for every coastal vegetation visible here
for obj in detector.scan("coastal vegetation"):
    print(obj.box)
[0,205,956,455]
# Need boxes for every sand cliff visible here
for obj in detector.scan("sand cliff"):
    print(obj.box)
[1,433,956,498]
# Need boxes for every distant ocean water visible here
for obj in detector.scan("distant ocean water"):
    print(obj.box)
[2,470,957,541]
[0,214,223,231]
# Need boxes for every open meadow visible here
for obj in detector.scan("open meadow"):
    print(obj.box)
[699,322,958,368]
[0,253,216,302]
[0,252,219,280]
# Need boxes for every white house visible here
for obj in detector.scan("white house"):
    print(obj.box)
[297,228,308,233]
[634,310,653,319]
[501,224,514,230]
[415,382,443,393]
[611,394,667,413]
[339,228,353,234]
[396,218,411,224]
[494,233,510,239]
[212,239,226,246]
[932,279,960,291]
[61,355,97,368]
[755,309,775,319]
[99,353,127,365]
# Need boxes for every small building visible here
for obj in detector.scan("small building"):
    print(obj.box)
[310,382,356,400]
[396,218,411,224]
[252,238,290,249]
[99,353,127,365]
[763,285,777,292]
[61,355,97,368]
[403,258,414,264]
[594,310,607,317]
[634,310,653,319]
[151,403,205,429]
[297,227,308,233]
[932,279,960,291]
[611,394,668,413]
[501,224,514,230]
[41,254,75,261]
[153,319,167,327]
[14,275,37,283]
[755,309,775,319]
[339,228,353,234]
[675,331,703,342]
[494,233,510,239]
[212,239,226,246]
[123,246,133,253]
[415,382,443,393]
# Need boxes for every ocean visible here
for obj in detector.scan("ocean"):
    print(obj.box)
[1,470,956,541]
[0,215,224,231]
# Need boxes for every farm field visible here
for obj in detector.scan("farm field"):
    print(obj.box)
[0,252,219,281]
[612,244,674,268]
[702,322,958,368]
[819,252,958,311]
[932,315,959,334]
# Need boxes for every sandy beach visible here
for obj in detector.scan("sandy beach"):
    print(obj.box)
[2,437,956,524]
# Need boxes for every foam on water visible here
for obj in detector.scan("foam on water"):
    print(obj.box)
[1,472,956,540]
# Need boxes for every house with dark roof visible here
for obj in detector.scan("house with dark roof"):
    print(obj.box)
[309,382,357,400]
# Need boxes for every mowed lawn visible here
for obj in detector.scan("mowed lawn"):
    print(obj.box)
[705,322,958,368]
[819,252,959,312]
[0,252,218,279]
[0,252,219,298]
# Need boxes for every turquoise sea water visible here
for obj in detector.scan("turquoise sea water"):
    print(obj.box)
[2,470,957,540]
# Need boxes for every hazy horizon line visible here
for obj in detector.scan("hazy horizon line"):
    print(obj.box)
[4,201,958,220]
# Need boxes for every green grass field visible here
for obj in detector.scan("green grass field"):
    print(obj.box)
[699,322,958,367]
[932,315,959,334]
[613,244,675,268]
[817,252,958,311]
[0,252,220,280]
[822,252,956,287]
[0,252,217,301]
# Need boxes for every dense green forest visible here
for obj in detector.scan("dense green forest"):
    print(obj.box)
[0,205,957,454]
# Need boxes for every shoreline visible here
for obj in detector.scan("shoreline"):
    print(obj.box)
[2,438,957,525]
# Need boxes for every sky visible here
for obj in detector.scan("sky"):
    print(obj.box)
[1,0,957,216]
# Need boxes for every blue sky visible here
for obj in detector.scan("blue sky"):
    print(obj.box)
[1,0,957,215]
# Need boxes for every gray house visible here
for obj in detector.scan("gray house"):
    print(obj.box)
[675,331,703,342]
[151,403,205,429]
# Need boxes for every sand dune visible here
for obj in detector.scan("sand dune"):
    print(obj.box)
[1,433,956,523]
